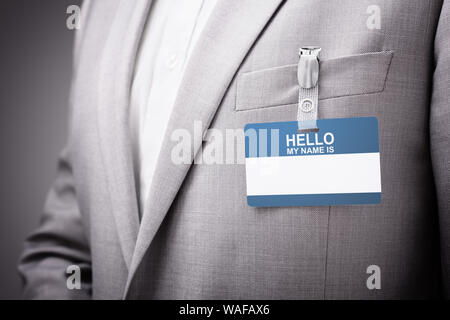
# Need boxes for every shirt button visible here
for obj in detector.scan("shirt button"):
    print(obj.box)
[167,53,178,70]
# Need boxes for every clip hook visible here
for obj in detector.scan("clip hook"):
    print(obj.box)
[298,47,321,89]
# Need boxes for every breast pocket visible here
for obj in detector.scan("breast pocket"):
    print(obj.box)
[235,51,394,112]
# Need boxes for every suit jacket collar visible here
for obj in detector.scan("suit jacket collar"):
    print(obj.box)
[124,0,286,298]
[97,0,152,270]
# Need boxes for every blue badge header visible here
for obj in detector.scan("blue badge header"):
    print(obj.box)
[245,117,379,158]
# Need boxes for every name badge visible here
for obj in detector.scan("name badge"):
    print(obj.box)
[244,117,382,207]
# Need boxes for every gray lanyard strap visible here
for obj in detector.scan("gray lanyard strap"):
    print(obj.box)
[297,47,321,131]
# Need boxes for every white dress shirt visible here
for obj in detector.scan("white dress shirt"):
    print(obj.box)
[130,0,218,215]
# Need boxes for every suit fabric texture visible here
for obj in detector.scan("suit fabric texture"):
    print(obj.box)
[19,0,450,299]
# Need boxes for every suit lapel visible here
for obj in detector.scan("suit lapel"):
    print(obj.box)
[97,0,152,270]
[125,0,286,296]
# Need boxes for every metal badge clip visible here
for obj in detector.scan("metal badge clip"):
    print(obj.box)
[297,46,321,132]
[298,47,321,89]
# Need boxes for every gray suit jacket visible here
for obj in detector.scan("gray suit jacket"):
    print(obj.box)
[19,0,450,299]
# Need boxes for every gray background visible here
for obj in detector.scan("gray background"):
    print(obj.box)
[0,0,82,299]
